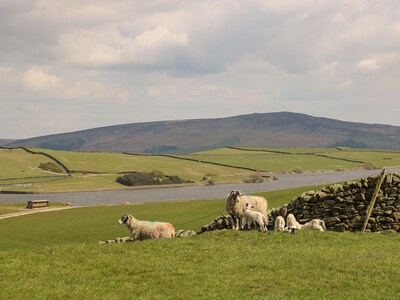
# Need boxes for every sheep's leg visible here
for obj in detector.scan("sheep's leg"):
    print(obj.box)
[235,216,240,230]
[240,217,245,230]
[258,221,266,231]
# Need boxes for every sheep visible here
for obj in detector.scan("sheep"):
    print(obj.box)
[118,214,175,241]
[299,219,327,232]
[241,203,268,231]
[285,213,302,232]
[274,216,285,232]
[285,214,327,233]
[225,190,268,230]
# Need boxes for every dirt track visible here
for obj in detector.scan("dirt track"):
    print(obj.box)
[0,206,77,220]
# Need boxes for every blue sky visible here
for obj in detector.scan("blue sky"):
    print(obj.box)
[1,0,400,139]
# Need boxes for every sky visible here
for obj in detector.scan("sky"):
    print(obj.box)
[1,0,400,139]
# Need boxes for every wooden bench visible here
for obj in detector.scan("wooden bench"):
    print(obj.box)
[27,200,49,209]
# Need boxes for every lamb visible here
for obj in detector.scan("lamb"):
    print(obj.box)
[299,219,327,232]
[274,216,285,232]
[241,203,268,231]
[118,214,175,241]
[285,214,327,233]
[225,190,268,230]
[285,213,302,232]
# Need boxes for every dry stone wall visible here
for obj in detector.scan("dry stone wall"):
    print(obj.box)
[200,215,233,233]
[269,172,400,233]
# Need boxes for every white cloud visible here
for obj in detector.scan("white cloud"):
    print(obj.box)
[338,80,352,90]
[61,26,188,67]
[0,67,12,73]
[22,65,63,92]
[65,79,106,100]
[357,58,379,71]
[1,0,400,139]
[122,26,188,65]
[147,87,161,97]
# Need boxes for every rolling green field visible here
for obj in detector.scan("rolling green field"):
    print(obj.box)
[1,186,400,299]
[0,148,67,179]
[1,146,400,193]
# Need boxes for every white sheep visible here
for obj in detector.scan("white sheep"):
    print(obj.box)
[241,203,268,231]
[274,216,285,232]
[226,190,268,230]
[285,213,302,232]
[300,219,327,232]
[118,214,175,241]
[285,214,327,233]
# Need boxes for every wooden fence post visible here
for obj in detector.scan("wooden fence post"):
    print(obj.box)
[361,169,386,233]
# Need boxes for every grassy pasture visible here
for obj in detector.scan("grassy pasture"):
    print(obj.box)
[1,184,400,299]
[2,146,400,193]
[199,147,341,154]
[33,149,250,179]
[0,202,67,215]
[0,148,254,192]
[0,185,326,250]
[182,153,361,172]
[329,151,400,168]
[0,148,66,179]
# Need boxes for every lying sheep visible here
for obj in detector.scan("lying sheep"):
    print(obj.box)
[241,203,268,231]
[226,190,268,230]
[285,214,327,233]
[118,214,175,241]
[274,216,285,232]
[300,219,327,232]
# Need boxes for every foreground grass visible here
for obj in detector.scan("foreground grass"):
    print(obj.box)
[1,184,399,299]
[0,200,225,251]
[1,231,399,299]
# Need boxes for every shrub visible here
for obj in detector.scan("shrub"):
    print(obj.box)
[38,162,63,173]
[116,172,191,186]
[243,173,264,183]
[150,169,164,178]
[292,166,304,174]
[362,163,379,170]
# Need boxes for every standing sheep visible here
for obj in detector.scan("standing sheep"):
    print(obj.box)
[274,216,285,232]
[225,190,268,230]
[241,203,268,231]
[118,214,175,241]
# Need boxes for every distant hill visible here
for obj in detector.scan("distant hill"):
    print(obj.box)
[5,112,400,153]
[0,139,17,146]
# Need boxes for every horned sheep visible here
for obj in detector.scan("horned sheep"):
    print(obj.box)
[226,190,268,230]
[118,214,175,241]
[241,203,268,231]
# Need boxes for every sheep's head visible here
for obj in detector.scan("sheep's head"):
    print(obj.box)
[244,203,254,210]
[228,190,243,203]
[118,214,132,225]
[288,227,297,234]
